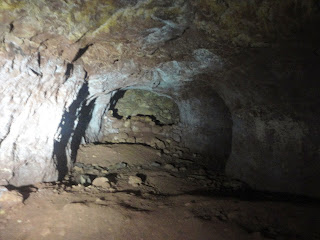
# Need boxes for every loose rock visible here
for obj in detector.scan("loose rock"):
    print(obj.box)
[151,161,161,167]
[92,177,111,188]
[164,163,175,170]
[128,176,143,187]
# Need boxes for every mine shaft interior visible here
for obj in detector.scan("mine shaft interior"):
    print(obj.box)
[0,1,320,240]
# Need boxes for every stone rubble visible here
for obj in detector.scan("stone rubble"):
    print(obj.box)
[56,146,249,197]
[102,110,191,158]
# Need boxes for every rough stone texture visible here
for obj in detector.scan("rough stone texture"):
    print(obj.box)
[115,89,179,124]
[102,111,191,158]
[0,0,318,198]
[92,177,111,188]
[0,188,23,208]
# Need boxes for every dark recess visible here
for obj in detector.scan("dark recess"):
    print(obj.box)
[64,63,74,82]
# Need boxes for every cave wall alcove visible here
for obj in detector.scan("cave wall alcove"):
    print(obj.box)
[95,85,232,171]
[0,0,319,199]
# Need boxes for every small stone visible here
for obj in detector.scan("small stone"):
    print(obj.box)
[86,169,100,175]
[179,167,187,172]
[74,174,91,185]
[176,150,183,157]
[108,187,116,193]
[123,120,131,128]
[164,163,175,170]
[132,126,139,132]
[92,177,111,188]
[155,139,166,149]
[128,176,143,187]
[172,168,179,172]
[115,162,128,169]
[151,161,161,167]
[163,149,170,154]
[172,134,181,143]
[156,151,162,157]
[72,184,84,191]
[95,197,103,202]
[117,132,129,141]
[73,166,83,173]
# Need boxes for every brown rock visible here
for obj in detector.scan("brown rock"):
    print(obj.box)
[128,176,143,187]
[92,177,111,188]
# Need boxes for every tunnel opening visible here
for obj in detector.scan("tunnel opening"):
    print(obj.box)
[76,86,233,174]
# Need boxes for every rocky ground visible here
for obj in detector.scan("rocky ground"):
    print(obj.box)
[0,144,319,240]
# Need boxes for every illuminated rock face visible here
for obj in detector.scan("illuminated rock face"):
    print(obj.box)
[0,0,319,198]
[115,89,180,125]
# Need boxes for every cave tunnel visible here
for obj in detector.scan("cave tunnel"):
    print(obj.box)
[69,86,233,175]
[0,1,320,239]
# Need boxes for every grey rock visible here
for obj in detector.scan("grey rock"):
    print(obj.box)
[164,163,175,170]
[151,161,161,167]
[74,175,91,185]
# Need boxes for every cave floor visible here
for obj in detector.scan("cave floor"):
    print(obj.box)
[0,144,319,240]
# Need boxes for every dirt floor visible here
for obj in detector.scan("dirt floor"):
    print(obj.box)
[0,144,319,240]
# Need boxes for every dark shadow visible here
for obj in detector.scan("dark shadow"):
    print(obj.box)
[109,89,126,119]
[119,202,151,212]
[53,81,90,180]
[105,173,118,184]
[184,189,320,205]
[70,98,96,163]
[72,44,93,62]
[135,114,168,126]
[136,173,147,182]
[180,81,233,171]
[5,185,37,202]
[64,63,73,82]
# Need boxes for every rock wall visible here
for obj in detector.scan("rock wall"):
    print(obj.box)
[102,111,186,157]
[114,89,180,125]
[0,0,318,198]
